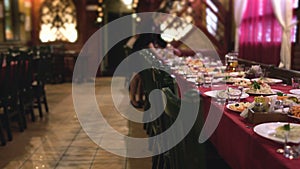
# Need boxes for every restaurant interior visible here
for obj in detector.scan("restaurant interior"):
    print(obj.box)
[0,0,300,169]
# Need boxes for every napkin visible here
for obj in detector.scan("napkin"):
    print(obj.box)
[240,102,255,118]
[268,95,277,113]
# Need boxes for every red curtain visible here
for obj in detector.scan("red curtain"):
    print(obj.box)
[239,0,282,66]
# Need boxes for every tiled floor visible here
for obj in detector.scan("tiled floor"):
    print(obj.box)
[0,77,151,169]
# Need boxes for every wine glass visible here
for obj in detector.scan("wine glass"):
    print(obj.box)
[281,123,299,159]
[211,76,226,105]
[226,87,242,104]
[237,86,244,102]
[274,100,284,113]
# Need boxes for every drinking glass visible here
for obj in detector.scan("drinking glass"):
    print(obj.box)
[211,76,226,90]
[211,76,226,105]
[283,129,299,159]
[276,123,300,159]
[237,86,244,102]
[274,100,284,113]
[291,77,300,89]
[203,72,213,88]
[226,87,242,104]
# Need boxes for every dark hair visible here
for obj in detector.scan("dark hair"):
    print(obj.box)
[132,33,167,51]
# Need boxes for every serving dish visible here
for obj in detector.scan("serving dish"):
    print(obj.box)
[204,90,249,99]
[226,102,251,113]
[290,89,300,95]
[251,78,283,84]
[253,122,300,143]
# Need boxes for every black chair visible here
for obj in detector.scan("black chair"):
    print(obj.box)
[0,52,26,141]
[138,50,182,169]
[139,67,168,169]
[17,50,35,122]
[161,88,206,169]
[0,53,6,145]
[32,46,50,117]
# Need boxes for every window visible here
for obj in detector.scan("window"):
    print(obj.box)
[205,0,218,36]
[241,0,282,43]
[3,0,20,41]
[239,0,282,65]
[241,0,298,44]
[292,0,299,43]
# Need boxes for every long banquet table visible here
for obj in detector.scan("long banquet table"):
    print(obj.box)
[198,84,300,169]
[148,48,300,169]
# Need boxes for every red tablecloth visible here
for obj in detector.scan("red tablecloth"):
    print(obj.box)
[151,48,300,168]
[198,84,300,169]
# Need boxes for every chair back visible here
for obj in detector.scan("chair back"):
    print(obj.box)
[0,52,19,108]
[0,53,4,96]
[17,51,34,90]
[162,87,206,169]
[33,46,53,84]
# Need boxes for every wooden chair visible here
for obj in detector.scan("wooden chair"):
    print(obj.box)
[0,53,6,145]
[32,46,50,117]
[17,50,35,122]
[138,57,166,169]
[138,50,161,134]
[161,88,206,169]
[0,52,26,141]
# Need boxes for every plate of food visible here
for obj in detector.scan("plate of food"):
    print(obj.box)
[251,77,283,84]
[245,89,281,96]
[217,89,250,100]
[290,89,300,95]
[288,105,300,120]
[204,90,249,99]
[232,78,252,87]
[275,94,300,105]
[253,122,300,143]
[245,81,280,95]
[215,71,245,78]
[225,77,250,83]
[226,102,252,113]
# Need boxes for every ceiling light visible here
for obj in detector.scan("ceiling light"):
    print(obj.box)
[122,0,133,5]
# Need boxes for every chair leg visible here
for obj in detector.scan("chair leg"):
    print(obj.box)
[36,97,43,118]
[3,113,12,141]
[17,110,25,132]
[29,107,35,122]
[21,111,27,130]
[0,121,6,146]
[19,104,27,129]
[43,95,49,113]
[152,155,159,169]
[157,154,165,169]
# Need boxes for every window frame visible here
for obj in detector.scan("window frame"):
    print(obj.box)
[3,0,20,41]
[293,0,300,44]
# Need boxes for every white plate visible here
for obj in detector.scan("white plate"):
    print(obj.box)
[204,90,249,99]
[214,71,245,78]
[226,102,251,113]
[226,77,250,83]
[253,122,300,144]
[186,77,197,83]
[288,114,300,121]
[251,78,283,84]
[269,94,300,106]
[245,89,281,96]
[290,89,300,95]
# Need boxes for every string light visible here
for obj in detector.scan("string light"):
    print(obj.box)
[96,0,104,24]
[132,0,139,22]
[122,0,133,6]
